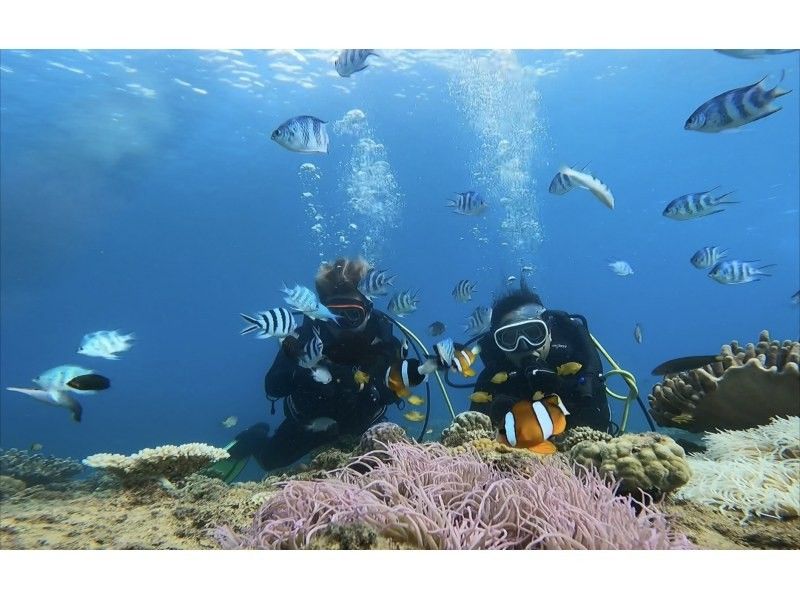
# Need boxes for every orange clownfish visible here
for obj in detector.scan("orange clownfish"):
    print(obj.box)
[384,359,426,398]
[497,395,570,455]
[434,338,480,377]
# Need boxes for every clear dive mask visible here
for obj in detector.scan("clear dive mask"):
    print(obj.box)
[493,318,550,352]
[324,295,372,329]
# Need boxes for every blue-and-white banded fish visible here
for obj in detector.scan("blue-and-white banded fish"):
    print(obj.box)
[452,279,476,303]
[448,191,487,215]
[715,50,798,59]
[388,290,419,317]
[608,261,634,277]
[433,338,481,377]
[708,260,775,285]
[6,387,83,422]
[33,365,96,394]
[690,246,728,269]
[358,268,396,298]
[298,327,332,384]
[281,284,338,321]
[271,116,329,153]
[78,330,135,360]
[548,170,576,195]
[663,188,738,220]
[335,49,379,77]
[239,307,297,339]
[685,73,792,133]
[464,306,492,336]
[550,166,615,209]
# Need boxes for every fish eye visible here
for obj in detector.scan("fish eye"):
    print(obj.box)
[272,129,281,137]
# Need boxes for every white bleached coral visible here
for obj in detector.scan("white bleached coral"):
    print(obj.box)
[674,417,800,521]
[83,443,229,486]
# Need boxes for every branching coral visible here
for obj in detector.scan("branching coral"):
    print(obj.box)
[675,417,800,521]
[0,448,83,485]
[440,411,495,447]
[214,442,691,549]
[648,330,800,432]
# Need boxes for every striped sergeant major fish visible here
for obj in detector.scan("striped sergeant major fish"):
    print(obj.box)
[549,166,615,209]
[662,188,737,220]
[358,268,396,298]
[335,49,379,77]
[707,260,775,285]
[388,290,419,317]
[452,279,476,303]
[281,284,338,321]
[548,169,576,195]
[690,246,728,269]
[298,327,332,384]
[464,306,492,336]
[497,395,569,454]
[448,191,487,215]
[433,338,481,377]
[271,116,329,153]
[685,72,792,133]
[240,307,297,339]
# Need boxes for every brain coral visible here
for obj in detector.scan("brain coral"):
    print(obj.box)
[440,411,495,447]
[358,422,409,454]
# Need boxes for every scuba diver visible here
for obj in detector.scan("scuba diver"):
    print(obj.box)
[210,257,429,481]
[466,280,613,453]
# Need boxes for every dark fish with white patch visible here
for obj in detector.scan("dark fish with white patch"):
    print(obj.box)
[335,49,378,77]
[448,191,487,215]
[240,307,297,339]
[708,260,775,285]
[271,116,329,153]
[690,246,728,269]
[452,279,476,303]
[685,72,792,133]
[634,323,643,344]
[358,268,396,298]
[663,188,738,220]
[66,374,111,391]
[428,321,446,337]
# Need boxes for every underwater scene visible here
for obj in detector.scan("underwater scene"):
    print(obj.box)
[0,48,798,550]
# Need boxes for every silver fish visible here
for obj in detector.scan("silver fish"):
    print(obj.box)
[452,279,476,303]
[690,246,728,269]
[335,49,378,77]
[464,306,492,336]
[240,307,297,339]
[685,73,791,133]
[634,323,643,344]
[708,260,775,284]
[221,416,238,428]
[33,365,95,394]
[78,330,135,360]
[281,284,338,321]
[304,416,338,434]
[608,261,634,276]
[388,290,419,317]
[448,191,487,215]
[7,387,83,422]
[663,189,737,220]
[358,268,396,298]
[271,116,329,153]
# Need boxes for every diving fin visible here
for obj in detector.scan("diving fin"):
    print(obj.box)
[201,440,250,484]
[651,355,723,376]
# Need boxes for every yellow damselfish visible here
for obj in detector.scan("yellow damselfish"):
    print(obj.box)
[556,362,582,376]
[354,369,370,390]
[469,391,493,404]
[404,411,426,422]
[407,395,425,406]
[490,372,509,384]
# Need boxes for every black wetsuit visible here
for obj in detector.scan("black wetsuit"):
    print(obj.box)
[471,310,612,433]
[237,310,403,471]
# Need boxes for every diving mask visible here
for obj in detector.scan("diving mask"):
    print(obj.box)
[324,295,372,329]
[493,319,550,352]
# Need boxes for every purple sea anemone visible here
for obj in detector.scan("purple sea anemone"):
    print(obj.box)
[214,442,691,549]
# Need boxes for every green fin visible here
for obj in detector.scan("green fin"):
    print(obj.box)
[200,441,250,484]
[651,355,723,376]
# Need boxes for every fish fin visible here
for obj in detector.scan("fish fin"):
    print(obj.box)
[769,86,792,99]
[463,367,476,377]
[747,106,783,124]
[529,441,557,455]
[705,209,726,216]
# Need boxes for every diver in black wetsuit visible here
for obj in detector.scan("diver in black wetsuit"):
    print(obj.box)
[470,282,612,435]
[217,258,425,478]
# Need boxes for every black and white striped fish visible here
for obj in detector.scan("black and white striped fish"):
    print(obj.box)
[358,268,396,298]
[708,260,775,285]
[335,49,378,77]
[663,188,738,220]
[388,290,419,317]
[464,306,492,336]
[240,307,297,339]
[685,73,792,133]
[298,327,324,369]
[281,284,338,321]
[452,279,476,303]
[690,246,728,269]
[271,116,329,153]
[548,170,576,195]
[448,191,487,215]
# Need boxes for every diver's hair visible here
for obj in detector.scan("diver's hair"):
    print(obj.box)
[490,278,543,328]
[315,257,371,300]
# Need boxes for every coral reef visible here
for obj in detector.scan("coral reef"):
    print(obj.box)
[0,475,26,499]
[648,330,800,432]
[0,448,83,486]
[214,442,692,549]
[82,443,229,487]
[358,422,409,453]
[554,426,613,452]
[440,411,495,447]
[569,433,691,496]
[674,416,800,521]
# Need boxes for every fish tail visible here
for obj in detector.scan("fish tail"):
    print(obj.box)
[714,191,737,203]
[239,313,261,335]
[768,69,791,99]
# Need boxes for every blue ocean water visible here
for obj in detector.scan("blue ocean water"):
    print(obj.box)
[1,49,798,480]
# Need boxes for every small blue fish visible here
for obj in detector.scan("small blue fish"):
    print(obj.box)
[708,260,775,285]
[452,279,476,303]
[388,290,419,317]
[448,191,487,215]
[685,73,791,132]
[663,188,738,220]
[358,268,396,298]
[335,49,378,77]
[690,246,728,269]
[271,116,329,153]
